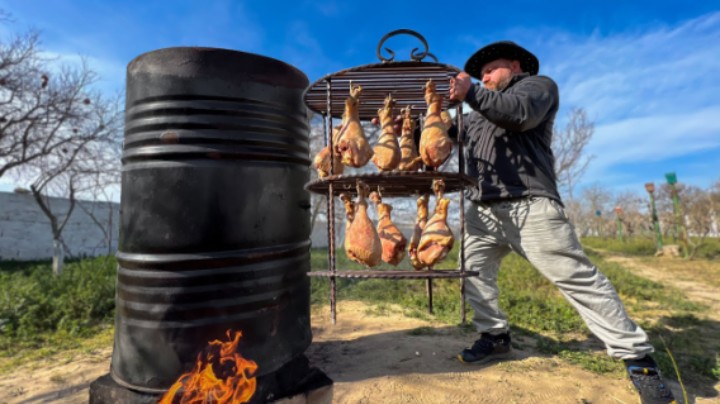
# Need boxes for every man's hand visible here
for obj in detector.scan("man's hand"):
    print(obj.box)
[449,72,472,101]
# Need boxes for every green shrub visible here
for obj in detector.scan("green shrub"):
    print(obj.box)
[692,237,720,260]
[0,257,116,351]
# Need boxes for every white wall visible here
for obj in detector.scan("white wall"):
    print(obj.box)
[0,191,119,261]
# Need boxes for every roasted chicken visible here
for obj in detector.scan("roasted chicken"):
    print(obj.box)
[371,94,401,171]
[369,191,407,265]
[397,106,422,171]
[417,180,454,268]
[419,79,453,169]
[313,124,344,178]
[336,83,373,168]
[339,183,382,267]
[408,194,430,270]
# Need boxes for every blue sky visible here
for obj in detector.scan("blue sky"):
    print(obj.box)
[1,0,719,198]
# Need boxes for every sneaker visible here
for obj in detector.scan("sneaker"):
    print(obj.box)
[457,332,512,364]
[624,356,677,404]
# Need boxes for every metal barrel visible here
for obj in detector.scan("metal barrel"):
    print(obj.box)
[113,47,312,393]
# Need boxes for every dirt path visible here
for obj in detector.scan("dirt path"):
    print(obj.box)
[2,253,720,403]
[600,254,720,320]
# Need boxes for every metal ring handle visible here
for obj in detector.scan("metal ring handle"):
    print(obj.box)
[376,29,431,62]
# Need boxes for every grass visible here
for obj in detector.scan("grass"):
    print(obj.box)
[581,236,658,256]
[1,237,718,392]
[582,235,720,260]
[0,324,114,375]
[310,241,719,389]
[0,256,116,366]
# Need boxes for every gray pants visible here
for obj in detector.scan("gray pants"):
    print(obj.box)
[464,196,653,360]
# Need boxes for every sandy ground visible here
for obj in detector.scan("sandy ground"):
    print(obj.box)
[2,255,719,404]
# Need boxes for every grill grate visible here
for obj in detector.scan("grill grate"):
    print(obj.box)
[303,61,461,120]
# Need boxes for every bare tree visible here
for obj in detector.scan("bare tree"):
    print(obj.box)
[76,181,119,257]
[1,16,123,272]
[1,30,115,179]
[579,183,613,237]
[24,74,122,274]
[710,179,720,237]
[682,185,714,258]
[613,192,646,238]
[553,108,595,201]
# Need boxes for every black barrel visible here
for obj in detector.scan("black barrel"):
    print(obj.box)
[113,47,312,393]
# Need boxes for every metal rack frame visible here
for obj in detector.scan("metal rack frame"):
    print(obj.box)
[303,30,476,324]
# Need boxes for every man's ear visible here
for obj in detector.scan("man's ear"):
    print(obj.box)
[510,60,523,74]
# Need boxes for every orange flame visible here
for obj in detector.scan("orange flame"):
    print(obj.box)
[159,330,258,404]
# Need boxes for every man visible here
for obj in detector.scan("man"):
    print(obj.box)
[448,41,676,404]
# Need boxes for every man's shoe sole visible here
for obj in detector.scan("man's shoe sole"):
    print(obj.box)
[456,350,512,365]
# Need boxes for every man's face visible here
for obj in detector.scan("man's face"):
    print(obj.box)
[480,58,520,91]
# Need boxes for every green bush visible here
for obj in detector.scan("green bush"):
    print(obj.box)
[0,257,116,351]
[692,237,720,260]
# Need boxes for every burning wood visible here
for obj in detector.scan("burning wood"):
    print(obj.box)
[159,330,258,404]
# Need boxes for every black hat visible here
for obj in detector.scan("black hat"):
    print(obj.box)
[464,41,539,79]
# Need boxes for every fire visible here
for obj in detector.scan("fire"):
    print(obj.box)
[159,330,258,404]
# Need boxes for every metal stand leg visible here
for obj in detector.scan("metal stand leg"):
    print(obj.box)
[330,276,336,325]
[461,278,466,323]
[426,278,433,314]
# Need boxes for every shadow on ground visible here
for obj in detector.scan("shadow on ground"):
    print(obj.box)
[308,320,719,403]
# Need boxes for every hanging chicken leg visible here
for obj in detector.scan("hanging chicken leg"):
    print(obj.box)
[397,106,422,171]
[369,191,407,266]
[408,194,430,270]
[336,83,374,168]
[419,79,453,169]
[340,182,382,267]
[371,94,401,171]
[313,124,344,178]
[417,179,454,268]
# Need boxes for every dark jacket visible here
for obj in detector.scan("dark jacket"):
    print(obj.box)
[452,73,561,204]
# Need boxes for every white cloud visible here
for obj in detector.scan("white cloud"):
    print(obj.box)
[545,12,720,122]
[530,12,720,191]
[588,105,720,166]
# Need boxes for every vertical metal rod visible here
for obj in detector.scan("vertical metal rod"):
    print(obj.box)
[457,104,467,324]
[418,112,426,172]
[426,278,434,314]
[325,78,337,325]
[418,108,433,314]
